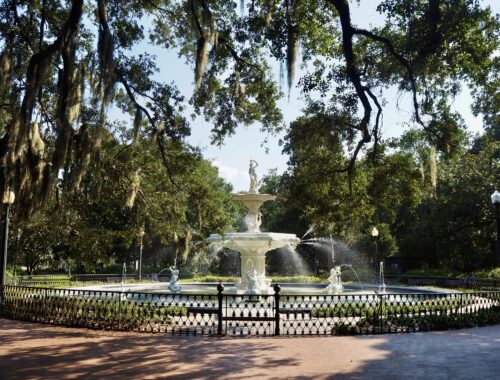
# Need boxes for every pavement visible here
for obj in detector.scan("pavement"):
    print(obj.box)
[0,318,499,380]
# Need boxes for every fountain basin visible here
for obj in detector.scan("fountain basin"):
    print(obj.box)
[75,282,447,297]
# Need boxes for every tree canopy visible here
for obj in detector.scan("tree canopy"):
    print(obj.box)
[1,0,498,213]
[0,1,498,274]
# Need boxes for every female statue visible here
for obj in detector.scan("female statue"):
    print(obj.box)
[249,160,258,193]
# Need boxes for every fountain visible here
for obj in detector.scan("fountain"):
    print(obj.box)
[208,160,300,294]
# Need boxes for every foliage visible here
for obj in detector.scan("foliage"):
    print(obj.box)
[271,275,325,283]
[473,268,500,280]
[0,287,187,332]
[180,275,238,283]
[398,133,499,270]
[261,125,499,272]
[403,268,459,277]
[9,131,239,273]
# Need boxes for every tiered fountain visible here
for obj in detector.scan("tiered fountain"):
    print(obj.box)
[208,160,299,294]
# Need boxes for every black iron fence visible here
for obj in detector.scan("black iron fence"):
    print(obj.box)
[1,284,499,336]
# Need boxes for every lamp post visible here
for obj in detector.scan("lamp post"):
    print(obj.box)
[491,191,500,266]
[1,189,15,287]
[138,226,145,281]
[371,227,379,270]
[13,228,21,286]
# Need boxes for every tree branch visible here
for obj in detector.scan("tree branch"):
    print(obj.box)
[352,27,426,131]
[115,68,182,191]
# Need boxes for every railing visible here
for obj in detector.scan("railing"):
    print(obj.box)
[1,284,499,336]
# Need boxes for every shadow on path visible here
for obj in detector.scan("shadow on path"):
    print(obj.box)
[1,318,499,379]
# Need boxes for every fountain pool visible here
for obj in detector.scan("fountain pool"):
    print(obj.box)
[80,281,445,297]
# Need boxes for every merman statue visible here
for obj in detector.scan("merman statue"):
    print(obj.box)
[325,266,343,294]
[168,266,182,293]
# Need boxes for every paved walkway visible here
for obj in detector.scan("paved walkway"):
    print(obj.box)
[1,318,499,379]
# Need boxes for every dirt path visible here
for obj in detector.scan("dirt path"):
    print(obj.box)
[1,318,499,379]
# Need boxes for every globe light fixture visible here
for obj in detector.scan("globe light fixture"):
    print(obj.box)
[371,227,379,268]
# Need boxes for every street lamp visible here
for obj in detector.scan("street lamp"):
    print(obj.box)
[371,227,379,269]
[13,228,21,286]
[1,189,15,287]
[138,226,145,281]
[491,191,500,265]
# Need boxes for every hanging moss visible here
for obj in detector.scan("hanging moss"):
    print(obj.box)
[264,0,273,27]
[234,66,241,98]
[419,161,425,184]
[132,108,142,149]
[286,27,298,95]
[181,229,192,262]
[429,145,437,191]
[194,35,209,92]
[97,0,115,104]
[279,60,285,89]
[0,50,13,96]
[285,0,300,96]
[126,169,141,208]
[72,123,95,190]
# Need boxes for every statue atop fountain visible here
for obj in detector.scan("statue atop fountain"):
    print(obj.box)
[249,160,259,194]
[325,266,343,294]
[207,160,299,294]
[168,267,182,293]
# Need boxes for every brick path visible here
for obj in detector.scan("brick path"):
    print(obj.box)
[1,318,499,379]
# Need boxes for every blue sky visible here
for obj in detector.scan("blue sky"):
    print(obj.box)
[130,1,498,192]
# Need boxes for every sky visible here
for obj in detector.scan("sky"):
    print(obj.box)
[132,0,498,192]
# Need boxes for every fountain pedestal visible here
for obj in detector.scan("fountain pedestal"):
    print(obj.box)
[223,232,299,293]
[207,160,299,294]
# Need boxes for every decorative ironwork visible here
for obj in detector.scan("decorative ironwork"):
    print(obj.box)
[0,285,499,336]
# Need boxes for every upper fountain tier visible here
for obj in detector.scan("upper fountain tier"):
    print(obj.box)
[233,192,276,233]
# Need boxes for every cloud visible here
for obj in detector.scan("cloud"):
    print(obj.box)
[212,160,246,181]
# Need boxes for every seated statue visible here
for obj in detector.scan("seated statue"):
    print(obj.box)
[246,267,260,294]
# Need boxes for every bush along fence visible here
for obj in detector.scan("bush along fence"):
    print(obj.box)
[1,284,500,336]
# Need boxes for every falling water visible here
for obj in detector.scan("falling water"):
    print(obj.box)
[379,262,386,293]
[329,234,335,267]
[121,263,126,288]
[341,264,365,291]
[284,244,310,275]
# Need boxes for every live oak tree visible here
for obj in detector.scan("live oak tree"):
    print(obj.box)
[0,0,283,217]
